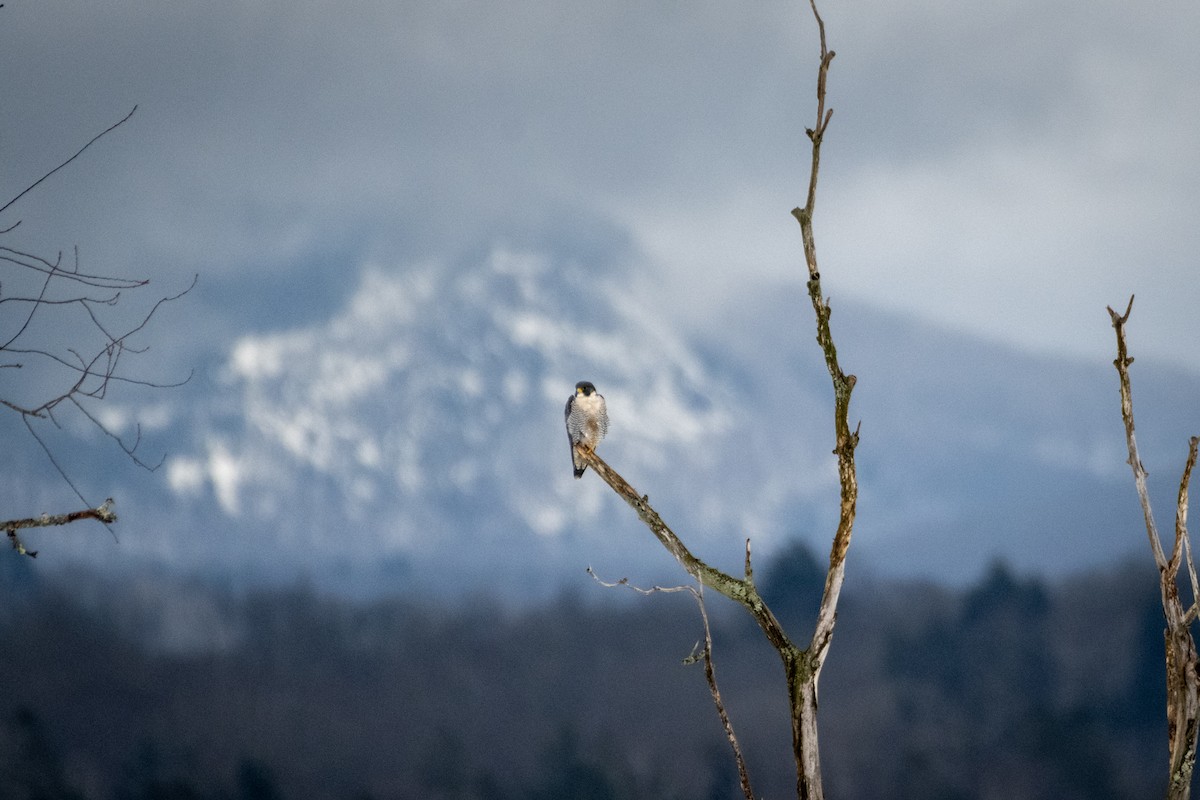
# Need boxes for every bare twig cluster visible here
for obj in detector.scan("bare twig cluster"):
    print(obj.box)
[1107,295,1200,799]
[2,106,194,549]
[1,244,195,422]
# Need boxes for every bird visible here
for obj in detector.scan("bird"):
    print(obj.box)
[564,380,608,478]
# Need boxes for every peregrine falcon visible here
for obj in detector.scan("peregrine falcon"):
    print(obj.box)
[564,380,608,478]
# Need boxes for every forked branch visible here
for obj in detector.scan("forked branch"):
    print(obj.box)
[1107,295,1200,799]
[587,568,754,800]
[576,2,856,798]
[577,447,794,653]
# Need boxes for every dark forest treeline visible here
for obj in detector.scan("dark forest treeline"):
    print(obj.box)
[0,547,1182,799]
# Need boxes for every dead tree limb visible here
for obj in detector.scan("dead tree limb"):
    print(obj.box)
[788,3,860,793]
[1108,295,1200,799]
[574,3,856,798]
[3,499,117,558]
[577,428,854,800]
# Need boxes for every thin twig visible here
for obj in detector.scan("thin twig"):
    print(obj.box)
[586,568,755,800]
[19,408,120,542]
[691,580,755,800]
[0,245,148,289]
[0,106,138,218]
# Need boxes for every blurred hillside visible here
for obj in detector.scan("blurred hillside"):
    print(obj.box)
[0,544,1185,799]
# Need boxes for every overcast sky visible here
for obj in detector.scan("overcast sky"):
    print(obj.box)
[2,0,1198,374]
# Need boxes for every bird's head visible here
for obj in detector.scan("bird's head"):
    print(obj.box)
[575,381,598,397]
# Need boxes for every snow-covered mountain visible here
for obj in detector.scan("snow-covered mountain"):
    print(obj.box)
[6,245,1198,600]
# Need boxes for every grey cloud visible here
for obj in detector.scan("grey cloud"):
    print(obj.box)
[1,0,1197,371]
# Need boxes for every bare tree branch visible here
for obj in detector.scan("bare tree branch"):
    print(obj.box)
[1107,295,1200,799]
[1181,444,1200,627]
[2,110,194,435]
[2,106,193,553]
[576,439,848,800]
[789,0,858,793]
[1,244,149,288]
[576,447,792,648]
[4,499,117,558]
[0,106,138,219]
[573,4,856,798]
[586,568,754,800]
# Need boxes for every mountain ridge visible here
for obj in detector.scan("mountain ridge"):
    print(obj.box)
[4,248,1196,600]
